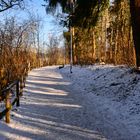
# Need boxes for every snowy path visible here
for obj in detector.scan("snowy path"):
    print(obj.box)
[0,66,138,140]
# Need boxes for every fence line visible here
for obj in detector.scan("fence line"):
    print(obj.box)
[0,79,23,123]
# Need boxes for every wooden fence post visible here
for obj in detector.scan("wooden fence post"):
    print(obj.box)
[20,76,24,96]
[5,91,11,123]
[16,81,20,107]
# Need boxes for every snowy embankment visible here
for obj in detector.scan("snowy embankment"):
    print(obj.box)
[0,64,140,140]
[59,65,140,138]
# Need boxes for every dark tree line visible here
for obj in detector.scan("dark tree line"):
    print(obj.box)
[130,0,140,68]
[45,0,140,68]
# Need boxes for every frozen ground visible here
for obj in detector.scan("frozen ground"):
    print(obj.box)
[0,65,140,140]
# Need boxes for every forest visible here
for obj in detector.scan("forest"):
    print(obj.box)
[46,0,140,68]
[0,1,140,139]
[0,0,140,92]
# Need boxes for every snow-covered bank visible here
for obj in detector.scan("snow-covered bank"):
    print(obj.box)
[59,64,140,138]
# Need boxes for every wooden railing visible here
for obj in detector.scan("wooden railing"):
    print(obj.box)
[0,80,23,123]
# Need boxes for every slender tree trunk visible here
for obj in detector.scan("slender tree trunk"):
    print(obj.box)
[110,28,113,62]
[92,29,96,60]
[114,27,119,65]
[130,0,140,68]
[72,27,76,64]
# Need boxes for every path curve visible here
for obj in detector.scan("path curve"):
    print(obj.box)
[0,66,135,140]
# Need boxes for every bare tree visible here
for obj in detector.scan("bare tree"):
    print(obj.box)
[0,0,23,12]
[46,35,62,65]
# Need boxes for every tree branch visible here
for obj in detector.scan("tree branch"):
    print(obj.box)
[0,0,23,12]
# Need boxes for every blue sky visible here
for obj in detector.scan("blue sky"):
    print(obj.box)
[0,0,65,47]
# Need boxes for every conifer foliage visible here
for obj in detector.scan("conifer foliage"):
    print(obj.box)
[46,0,140,68]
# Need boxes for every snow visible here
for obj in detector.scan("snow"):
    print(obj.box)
[0,65,140,139]
[59,65,140,138]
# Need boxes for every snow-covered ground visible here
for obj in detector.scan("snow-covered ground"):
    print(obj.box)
[0,65,140,140]
[60,65,140,136]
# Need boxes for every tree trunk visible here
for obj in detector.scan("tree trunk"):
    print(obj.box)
[92,29,96,60]
[130,0,140,68]
[114,28,119,65]
[72,27,77,64]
